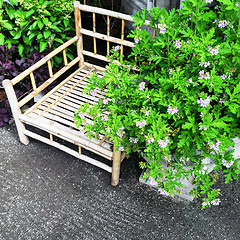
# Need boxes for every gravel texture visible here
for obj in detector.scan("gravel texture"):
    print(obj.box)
[0,124,239,240]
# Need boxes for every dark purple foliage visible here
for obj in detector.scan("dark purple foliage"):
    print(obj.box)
[0,44,49,126]
[0,43,48,87]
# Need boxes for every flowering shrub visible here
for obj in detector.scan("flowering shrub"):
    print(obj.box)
[74,0,240,208]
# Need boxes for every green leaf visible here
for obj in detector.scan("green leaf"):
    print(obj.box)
[50,16,57,22]
[25,9,35,18]
[43,29,51,39]
[66,52,74,61]
[9,0,18,6]
[0,33,4,45]
[23,36,31,46]
[5,8,15,19]
[54,38,64,43]
[13,31,21,39]
[182,116,197,133]
[37,33,43,40]
[37,19,44,30]
[54,55,63,65]
[39,41,48,52]
[63,19,69,27]
[29,32,37,40]
[51,25,61,33]
[43,18,49,26]
[18,44,24,56]
[2,22,13,30]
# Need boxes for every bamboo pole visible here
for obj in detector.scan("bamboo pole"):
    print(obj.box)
[24,129,112,172]
[111,144,121,186]
[47,60,53,77]
[121,152,126,163]
[93,12,97,55]
[74,1,84,67]
[30,72,37,91]
[11,36,78,85]
[63,49,68,66]
[78,146,81,155]
[80,29,134,47]
[77,3,139,23]
[50,133,53,142]
[152,29,156,39]
[82,50,108,62]
[98,135,107,146]
[120,19,125,62]
[18,57,80,107]
[107,15,110,55]
[2,80,29,145]
[20,114,113,159]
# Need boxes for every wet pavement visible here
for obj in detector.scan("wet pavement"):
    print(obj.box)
[0,123,239,240]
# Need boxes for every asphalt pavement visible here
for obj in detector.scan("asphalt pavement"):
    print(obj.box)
[0,123,239,240]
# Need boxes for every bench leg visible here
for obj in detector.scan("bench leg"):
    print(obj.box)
[111,144,121,186]
[2,80,29,145]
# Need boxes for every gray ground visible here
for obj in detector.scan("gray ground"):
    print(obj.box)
[0,123,239,240]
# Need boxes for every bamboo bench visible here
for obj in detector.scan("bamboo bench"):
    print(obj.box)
[3,1,146,186]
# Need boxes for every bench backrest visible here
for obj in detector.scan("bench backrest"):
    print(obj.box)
[74,1,152,65]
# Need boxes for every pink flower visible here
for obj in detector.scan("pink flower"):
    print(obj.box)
[147,137,154,144]
[179,157,186,164]
[158,188,169,196]
[78,112,84,119]
[209,140,221,152]
[197,96,211,107]
[219,98,225,104]
[119,146,124,151]
[103,98,108,104]
[90,90,97,96]
[222,159,234,168]
[167,105,178,115]
[159,24,166,34]
[101,115,109,121]
[135,120,147,128]
[114,45,121,51]
[218,20,228,28]
[208,45,220,55]
[129,137,139,144]
[202,201,209,207]
[164,156,171,163]
[134,36,141,43]
[169,68,174,75]
[199,70,210,80]
[116,126,125,138]
[145,111,150,117]
[211,198,221,206]
[149,177,158,187]
[199,61,210,68]
[157,137,169,148]
[139,82,146,91]
[175,39,182,49]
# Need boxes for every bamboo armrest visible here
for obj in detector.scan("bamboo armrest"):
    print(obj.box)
[6,37,80,108]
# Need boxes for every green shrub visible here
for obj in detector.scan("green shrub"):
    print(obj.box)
[0,0,75,64]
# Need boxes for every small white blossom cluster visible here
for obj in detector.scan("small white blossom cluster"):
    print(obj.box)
[202,198,221,207]
[222,159,234,168]
[129,137,139,144]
